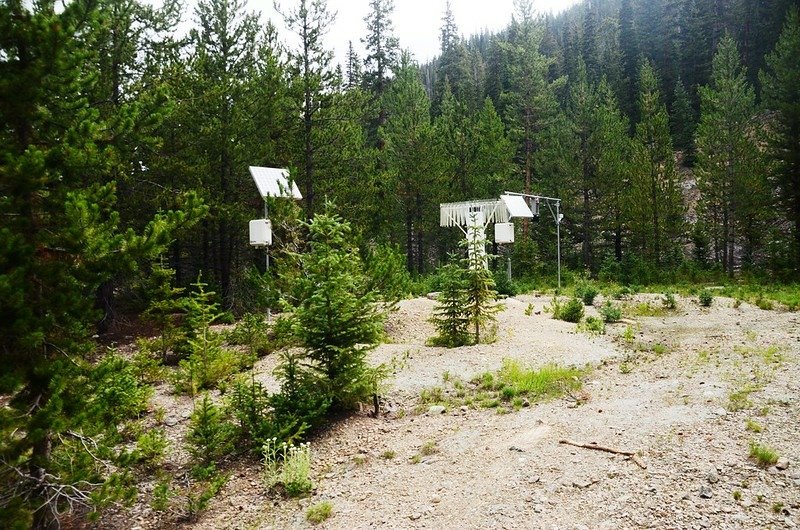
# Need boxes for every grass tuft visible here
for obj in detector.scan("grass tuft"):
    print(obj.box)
[306,501,333,524]
[748,441,779,467]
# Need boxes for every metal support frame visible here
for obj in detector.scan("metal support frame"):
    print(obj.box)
[503,191,563,290]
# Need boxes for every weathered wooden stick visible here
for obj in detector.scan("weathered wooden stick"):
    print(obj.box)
[559,438,647,469]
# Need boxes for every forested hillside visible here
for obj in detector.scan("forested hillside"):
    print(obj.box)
[3,0,797,309]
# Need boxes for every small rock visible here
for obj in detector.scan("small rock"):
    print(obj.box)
[522,398,531,407]
[713,407,728,417]
[699,485,713,499]
[427,405,446,415]
[706,471,719,484]
[431,494,441,504]
[460,405,469,413]
[410,512,422,520]
[509,445,524,452]
[776,458,790,470]
[573,479,594,489]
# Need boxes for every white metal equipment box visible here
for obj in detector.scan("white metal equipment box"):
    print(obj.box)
[249,219,272,246]
[495,222,514,244]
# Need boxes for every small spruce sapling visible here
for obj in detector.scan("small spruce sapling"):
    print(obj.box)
[461,216,501,344]
[185,394,236,475]
[287,204,385,411]
[174,276,239,394]
[429,262,470,347]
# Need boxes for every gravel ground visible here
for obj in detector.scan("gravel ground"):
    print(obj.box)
[99,293,800,530]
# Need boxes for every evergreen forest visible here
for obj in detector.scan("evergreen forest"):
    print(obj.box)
[1,0,799,527]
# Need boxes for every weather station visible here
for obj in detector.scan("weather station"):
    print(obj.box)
[439,192,563,288]
[248,166,303,318]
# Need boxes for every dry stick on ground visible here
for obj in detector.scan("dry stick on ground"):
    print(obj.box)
[559,439,647,469]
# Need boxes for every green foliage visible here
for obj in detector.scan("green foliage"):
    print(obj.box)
[578,316,605,335]
[185,474,228,521]
[662,291,677,310]
[173,277,241,394]
[599,301,622,323]
[760,7,800,272]
[185,394,236,472]
[364,243,412,306]
[134,429,169,468]
[270,351,329,436]
[696,35,767,276]
[497,360,584,399]
[88,354,154,434]
[150,474,174,512]
[306,500,334,524]
[698,289,714,307]
[556,298,585,323]
[462,221,501,343]
[575,282,599,306]
[287,205,385,410]
[429,263,471,347]
[225,313,271,360]
[264,439,313,498]
[749,441,779,467]
[140,261,188,361]
[493,270,518,297]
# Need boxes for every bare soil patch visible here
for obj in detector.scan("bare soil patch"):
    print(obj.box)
[101,294,800,530]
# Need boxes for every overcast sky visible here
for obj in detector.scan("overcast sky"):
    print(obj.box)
[236,0,581,66]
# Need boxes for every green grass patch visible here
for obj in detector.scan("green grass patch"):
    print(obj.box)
[748,441,779,467]
[306,501,333,524]
[745,419,763,433]
[418,359,586,414]
[625,301,668,318]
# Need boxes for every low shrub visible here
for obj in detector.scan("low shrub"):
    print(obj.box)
[578,316,605,335]
[555,298,585,323]
[698,289,714,307]
[575,282,599,306]
[599,301,622,323]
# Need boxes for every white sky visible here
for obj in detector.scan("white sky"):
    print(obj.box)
[223,0,580,66]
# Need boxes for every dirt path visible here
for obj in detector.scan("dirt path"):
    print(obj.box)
[108,294,800,530]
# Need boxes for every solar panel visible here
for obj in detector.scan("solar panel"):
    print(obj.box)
[500,194,534,218]
[248,166,303,199]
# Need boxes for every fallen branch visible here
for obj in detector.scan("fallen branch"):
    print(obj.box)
[559,438,647,469]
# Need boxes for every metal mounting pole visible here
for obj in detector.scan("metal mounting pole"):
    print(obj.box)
[556,201,561,291]
[264,200,271,322]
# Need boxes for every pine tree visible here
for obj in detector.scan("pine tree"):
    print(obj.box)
[429,263,471,347]
[381,54,443,273]
[361,0,398,96]
[290,205,385,409]
[670,77,695,155]
[619,0,639,120]
[0,2,205,526]
[188,0,261,304]
[472,97,516,199]
[462,220,501,344]
[696,35,765,276]
[186,394,235,470]
[760,7,800,272]
[279,0,338,218]
[345,40,363,89]
[499,1,560,232]
[630,60,684,266]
